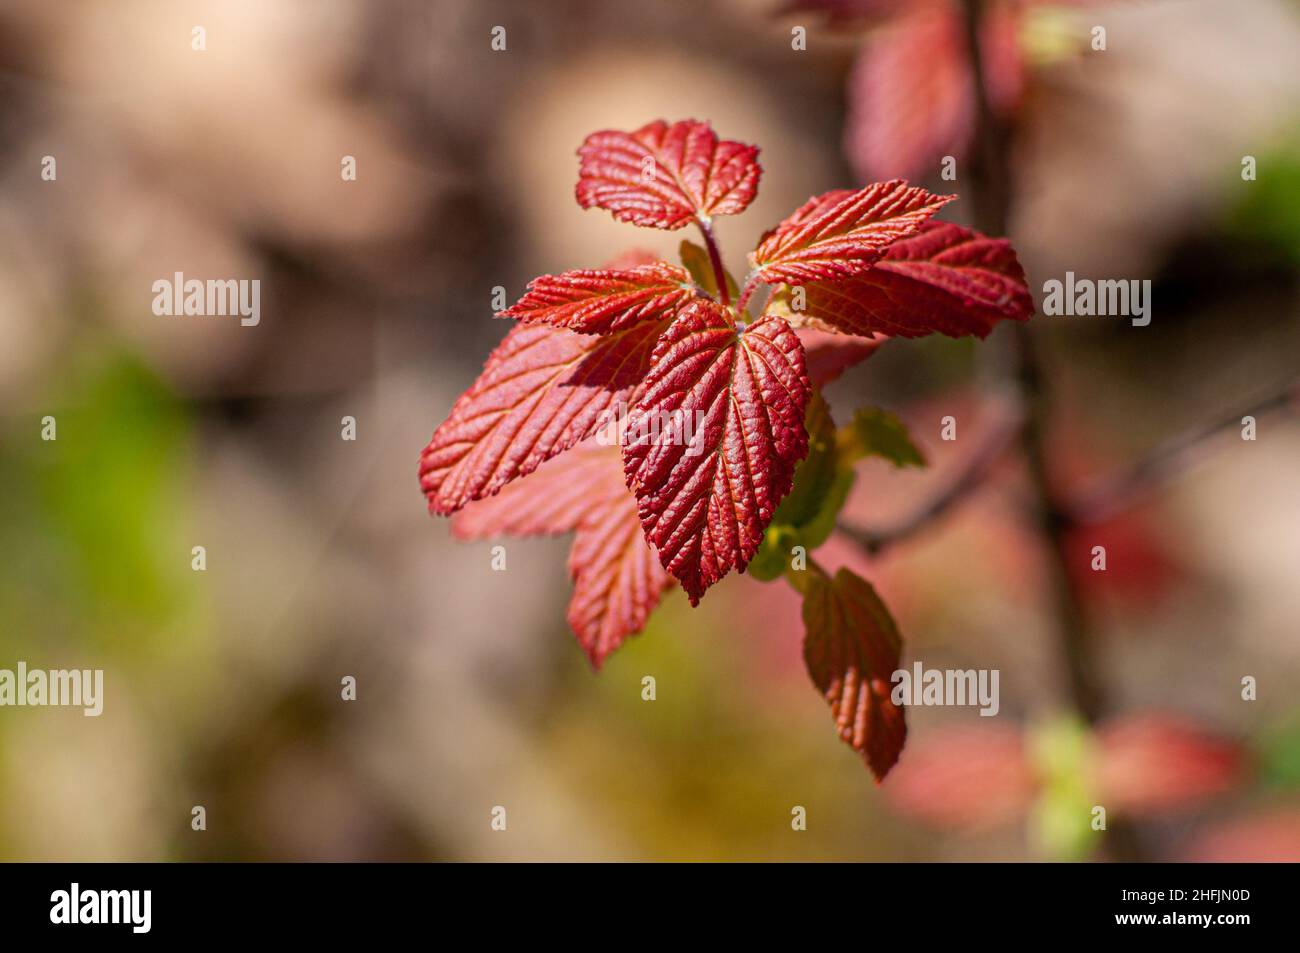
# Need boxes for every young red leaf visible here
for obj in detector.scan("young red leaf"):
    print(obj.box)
[499,262,696,334]
[751,180,953,284]
[800,566,907,781]
[769,220,1032,339]
[623,300,810,605]
[576,119,762,230]
[419,320,666,515]
[452,443,674,669]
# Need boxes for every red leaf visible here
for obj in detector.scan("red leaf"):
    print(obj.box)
[751,180,953,284]
[453,443,674,668]
[576,119,762,230]
[623,300,810,604]
[450,440,615,538]
[847,8,970,183]
[845,3,1024,182]
[499,262,696,334]
[419,320,666,515]
[567,483,676,669]
[800,566,907,780]
[773,220,1032,339]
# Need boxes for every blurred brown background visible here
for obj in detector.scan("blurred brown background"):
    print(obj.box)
[1,0,1298,861]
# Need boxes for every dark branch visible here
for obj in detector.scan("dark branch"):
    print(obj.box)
[1066,378,1300,526]
[836,395,1021,555]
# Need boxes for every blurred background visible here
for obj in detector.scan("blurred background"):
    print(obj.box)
[1,0,1298,861]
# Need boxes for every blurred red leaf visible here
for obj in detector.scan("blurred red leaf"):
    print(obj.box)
[844,1,1023,181]
[774,220,1033,339]
[1183,808,1300,862]
[886,712,1243,833]
[752,181,953,284]
[453,443,674,668]
[1064,511,1183,606]
[624,301,810,604]
[1098,714,1246,816]
[576,119,761,229]
[884,723,1035,827]
[801,567,908,780]
[778,0,911,23]
[499,262,696,334]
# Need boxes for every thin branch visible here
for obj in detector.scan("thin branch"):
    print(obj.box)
[836,395,1022,554]
[1066,377,1300,526]
[736,270,761,315]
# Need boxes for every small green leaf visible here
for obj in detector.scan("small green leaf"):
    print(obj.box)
[840,407,926,468]
[748,391,854,581]
[678,240,739,300]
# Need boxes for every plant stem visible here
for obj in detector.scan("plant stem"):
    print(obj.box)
[837,393,1022,554]
[736,272,761,315]
[696,217,731,308]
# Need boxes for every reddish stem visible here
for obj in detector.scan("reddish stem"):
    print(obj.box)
[736,272,761,315]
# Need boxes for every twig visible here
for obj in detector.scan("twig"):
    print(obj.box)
[696,218,731,308]
[1066,378,1300,526]
[736,270,761,315]
[836,394,1022,554]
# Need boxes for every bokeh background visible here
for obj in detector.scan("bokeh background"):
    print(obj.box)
[1,0,1299,861]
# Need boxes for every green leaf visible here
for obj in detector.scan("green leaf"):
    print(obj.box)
[748,391,854,581]
[679,239,739,301]
[0,345,199,658]
[840,407,926,468]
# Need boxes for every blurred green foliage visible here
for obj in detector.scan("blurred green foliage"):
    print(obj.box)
[1230,130,1300,266]
[0,340,201,659]
[1257,712,1300,789]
